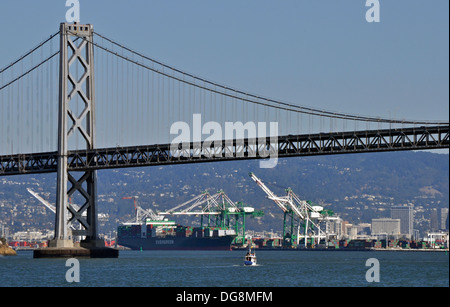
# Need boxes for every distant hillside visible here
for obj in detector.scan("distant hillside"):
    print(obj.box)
[0,151,448,235]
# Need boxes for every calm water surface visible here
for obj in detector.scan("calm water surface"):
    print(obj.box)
[1,250,448,287]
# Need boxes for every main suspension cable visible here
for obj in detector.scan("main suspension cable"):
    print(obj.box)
[0,31,59,75]
[73,30,448,125]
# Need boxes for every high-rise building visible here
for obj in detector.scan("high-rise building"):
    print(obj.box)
[371,218,401,236]
[440,208,449,230]
[391,205,414,238]
[430,209,439,231]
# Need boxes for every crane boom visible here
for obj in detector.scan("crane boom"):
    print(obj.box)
[27,188,56,213]
[248,172,289,213]
[159,191,224,215]
[249,173,307,219]
[158,190,246,216]
[162,193,205,214]
[214,190,241,212]
[27,188,78,230]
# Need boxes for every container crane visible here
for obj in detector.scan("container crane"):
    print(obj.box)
[249,172,302,247]
[158,191,223,216]
[159,190,263,246]
[285,188,327,247]
[249,172,329,248]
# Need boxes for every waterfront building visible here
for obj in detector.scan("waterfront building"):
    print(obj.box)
[441,208,449,230]
[391,205,414,239]
[371,218,401,237]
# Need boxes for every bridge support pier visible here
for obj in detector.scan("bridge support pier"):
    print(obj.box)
[48,239,74,248]
[34,22,117,258]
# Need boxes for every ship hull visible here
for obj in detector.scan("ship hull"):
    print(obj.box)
[118,235,235,251]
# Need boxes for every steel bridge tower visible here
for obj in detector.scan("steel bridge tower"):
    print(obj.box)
[49,22,103,250]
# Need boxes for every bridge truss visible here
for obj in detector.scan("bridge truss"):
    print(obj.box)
[1,125,448,176]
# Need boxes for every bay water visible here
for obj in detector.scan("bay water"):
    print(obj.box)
[1,250,448,287]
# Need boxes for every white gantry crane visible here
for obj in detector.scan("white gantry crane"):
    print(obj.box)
[158,190,263,246]
[249,172,329,248]
[158,190,245,216]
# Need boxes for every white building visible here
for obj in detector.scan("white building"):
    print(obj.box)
[371,218,401,237]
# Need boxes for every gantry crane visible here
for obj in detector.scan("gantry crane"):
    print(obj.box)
[249,172,329,248]
[249,173,301,247]
[285,188,328,247]
[159,190,263,246]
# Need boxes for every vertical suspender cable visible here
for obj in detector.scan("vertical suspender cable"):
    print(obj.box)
[39,45,43,152]
[146,68,150,144]
[151,68,154,144]
[116,53,120,147]
[141,56,145,145]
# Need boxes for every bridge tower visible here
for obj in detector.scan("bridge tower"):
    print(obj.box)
[49,22,103,250]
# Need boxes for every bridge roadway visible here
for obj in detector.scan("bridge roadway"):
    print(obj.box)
[1,125,448,176]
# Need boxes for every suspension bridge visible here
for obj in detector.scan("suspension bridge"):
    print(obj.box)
[0,23,448,257]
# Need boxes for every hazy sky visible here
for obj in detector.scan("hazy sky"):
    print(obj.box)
[0,0,448,123]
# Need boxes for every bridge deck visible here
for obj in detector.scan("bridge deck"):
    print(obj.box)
[1,125,448,176]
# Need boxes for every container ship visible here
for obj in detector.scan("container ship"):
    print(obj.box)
[117,219,236,250]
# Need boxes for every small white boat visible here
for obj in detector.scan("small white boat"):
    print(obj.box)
[244,247,257,266]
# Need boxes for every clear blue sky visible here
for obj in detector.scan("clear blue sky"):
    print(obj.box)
[0,0,448,122]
